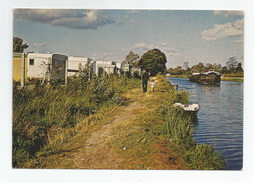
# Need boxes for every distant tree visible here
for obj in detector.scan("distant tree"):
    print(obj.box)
[138,48,167,76]
[166,67,174,74]
[236,62,243,73]
[13,36,29,53]
[221,66,228,74]
[123,51,140,67]
[174,66,182,75]
[206,64,222,73]
[226,56,238,73]
[191,62,205,72]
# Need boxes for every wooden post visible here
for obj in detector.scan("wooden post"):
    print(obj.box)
[21,53,25,88]
[65,60,68,85]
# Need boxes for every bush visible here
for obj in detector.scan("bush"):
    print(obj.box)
[12,69,140,167]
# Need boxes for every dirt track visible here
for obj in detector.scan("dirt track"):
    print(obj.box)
[64,92,146,169]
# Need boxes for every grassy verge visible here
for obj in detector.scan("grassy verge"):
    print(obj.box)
[168,74,244,82]
[221,77,243,82]
[167,75,188,78]
[13,73,226,169]
[12,69,140,168]
[105,75,226,170]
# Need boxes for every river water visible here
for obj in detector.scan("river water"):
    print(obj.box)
[167,77,243,170]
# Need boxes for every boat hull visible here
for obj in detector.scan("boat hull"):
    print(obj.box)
[189,72,221,85]
[173,103,199,120]
[198,74,221,85]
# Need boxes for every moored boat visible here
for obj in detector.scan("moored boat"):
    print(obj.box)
[173,103,200,119]
[189,70,221,85]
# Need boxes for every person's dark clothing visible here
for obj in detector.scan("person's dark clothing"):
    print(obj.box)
[142,80,148,92]
[142,72,149,81]
[142,72,149,92]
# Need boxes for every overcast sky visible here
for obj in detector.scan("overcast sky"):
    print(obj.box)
[13,9,244,68]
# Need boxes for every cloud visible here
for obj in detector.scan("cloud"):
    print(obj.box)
[201,18,244,41]
[14,9,115,29]
[132,43,155,51]
[157,42,167,46]
[214,10,244,17]
[34,43,46,47]
[132,42,181,57]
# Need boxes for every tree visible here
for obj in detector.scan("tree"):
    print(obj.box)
[226,56,238,73]
[191,62,205,72]
[138,48,167,76]
[236,62,243,73]
[221,66,228,74]
[13,36,29,53]
[123,51,140,67]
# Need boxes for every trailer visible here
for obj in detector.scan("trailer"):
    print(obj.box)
[67,56,92,76]
[116,62,122,74]
[94,61,117,76]
[27,53,68,85]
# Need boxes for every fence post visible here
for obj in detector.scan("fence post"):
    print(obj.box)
[21,53,25,88]
[65,60,68,85]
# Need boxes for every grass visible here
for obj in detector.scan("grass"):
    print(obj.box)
[12,69,140,168]
[104,75,226,170]
[223,72,244,77]
[13,73,226,170]
[221,77,244,82]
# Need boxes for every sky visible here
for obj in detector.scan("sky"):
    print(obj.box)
[13,9,244,69]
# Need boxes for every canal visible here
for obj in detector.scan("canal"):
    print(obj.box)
[167,77,243,170]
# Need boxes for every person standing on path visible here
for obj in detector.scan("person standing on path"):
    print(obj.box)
[142,69,150,92]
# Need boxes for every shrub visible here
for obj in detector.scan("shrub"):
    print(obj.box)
[12,69,140,167]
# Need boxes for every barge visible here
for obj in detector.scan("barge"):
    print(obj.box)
[189,70,221,85]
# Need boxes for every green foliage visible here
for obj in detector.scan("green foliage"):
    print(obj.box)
[154,77,226,169]
[12,69,140,167]
[123,51,140,67]
[157,104,226,170]
[167,62,222,75]
[13,36,29,53]
[159,106,196,149]
[138,48,167,76]
[185,144,226,170]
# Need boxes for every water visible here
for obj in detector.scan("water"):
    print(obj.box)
[167,77,243,170]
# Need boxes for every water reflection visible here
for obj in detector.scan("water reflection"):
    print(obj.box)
[167,77,243,170]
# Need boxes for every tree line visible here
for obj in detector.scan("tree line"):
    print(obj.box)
[166,61,243,75]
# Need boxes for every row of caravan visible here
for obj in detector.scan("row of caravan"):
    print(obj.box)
[26,53,134,80]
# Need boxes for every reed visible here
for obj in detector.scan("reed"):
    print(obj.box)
[12,69,139,167]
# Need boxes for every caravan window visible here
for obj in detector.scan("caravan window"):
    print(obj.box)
[29,59,34,65]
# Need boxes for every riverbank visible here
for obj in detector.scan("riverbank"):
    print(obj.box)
[13,74,226,169]
[168,75,244,82]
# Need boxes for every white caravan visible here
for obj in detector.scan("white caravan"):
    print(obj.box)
[67,56,92,76]
[94,61,117,76]
[27,53,68,80]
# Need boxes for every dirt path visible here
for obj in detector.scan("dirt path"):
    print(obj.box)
[69,92,146,169]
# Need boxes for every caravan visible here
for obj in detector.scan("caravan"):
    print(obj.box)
[27,53,68,80]
[67,56,92,76]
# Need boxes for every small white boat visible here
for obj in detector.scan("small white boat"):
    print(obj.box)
[173,103,199,118]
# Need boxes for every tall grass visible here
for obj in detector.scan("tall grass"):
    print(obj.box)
[156,76,226,170]
[12,69,139,167]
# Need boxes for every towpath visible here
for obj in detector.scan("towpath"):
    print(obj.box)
[35,77,187,169]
